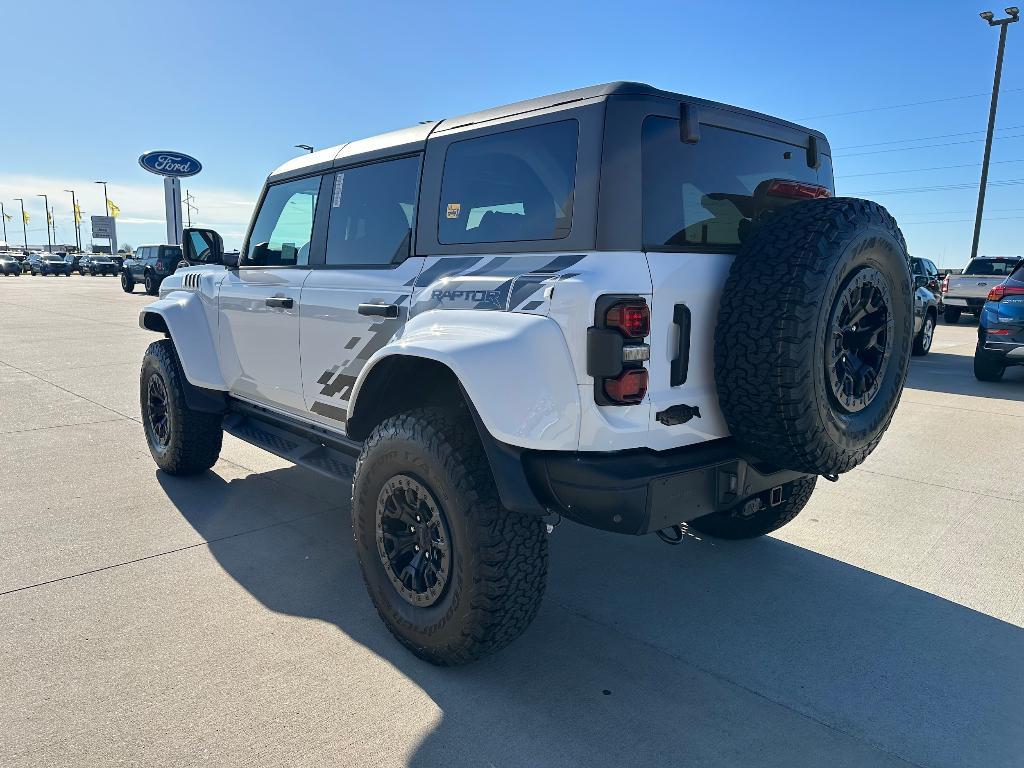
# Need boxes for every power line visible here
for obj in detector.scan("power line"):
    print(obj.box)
[798,87,1024,120]
[836,157,1024,178]
[848,177,1024,196]
[832,123,1024,150]
[834,132,1024,157]
[899,214,1024,225]
[897,206,1024,216]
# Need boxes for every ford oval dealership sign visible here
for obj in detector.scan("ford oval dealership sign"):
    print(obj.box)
[138,150,202,177]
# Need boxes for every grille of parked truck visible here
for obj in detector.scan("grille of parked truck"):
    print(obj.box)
[135,82,914,665]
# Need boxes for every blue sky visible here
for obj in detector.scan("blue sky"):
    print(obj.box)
[1,0,1021,266]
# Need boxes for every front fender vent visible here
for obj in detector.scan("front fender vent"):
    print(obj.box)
[183,272,200,290]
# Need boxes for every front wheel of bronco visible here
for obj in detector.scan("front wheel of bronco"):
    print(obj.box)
[140,339,223,475]
[688,477,817,540]
[351,407,548,666]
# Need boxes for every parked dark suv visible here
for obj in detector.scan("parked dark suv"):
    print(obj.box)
[911,257,942,313]
[79,254,119,276]
[120,244,183,295]
[28,252,72,276]
[975,259,1024,381]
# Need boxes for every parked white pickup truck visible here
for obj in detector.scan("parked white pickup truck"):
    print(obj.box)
[942,256,1022,323]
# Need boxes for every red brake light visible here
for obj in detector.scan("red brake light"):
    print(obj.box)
[988,328,1011,335]
[987,283,1024,301]
[156,260,164,271]
[606,301,650,338]
[941,275,949,294]
[766,179,832,200]
[604,369,648,404]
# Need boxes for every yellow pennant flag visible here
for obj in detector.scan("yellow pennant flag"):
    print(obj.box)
[74,203,82,224]
[107,199,120,218]
[47,209,53,226]
[23,210,30,224]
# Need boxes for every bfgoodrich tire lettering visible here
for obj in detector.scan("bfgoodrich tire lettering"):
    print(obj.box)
[715,198,913,476]
[140,339,223,475]
[351,407,548,666]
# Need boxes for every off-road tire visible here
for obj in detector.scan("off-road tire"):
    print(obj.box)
[715,198,912,476]
[688,477,817,540]
[912,311,935,356]
[121,271,134,293]
[351,407,548,666]
[944,307,961,324]
[973,344,1005,382]
[144,271,158,296]
[140,339,223,475]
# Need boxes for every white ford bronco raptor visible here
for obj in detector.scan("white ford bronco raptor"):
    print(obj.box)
[138,82,913,665]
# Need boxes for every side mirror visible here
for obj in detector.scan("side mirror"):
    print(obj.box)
[914,274,929,289]
[182,227,228,267]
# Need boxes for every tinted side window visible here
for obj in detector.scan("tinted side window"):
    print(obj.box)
[642,118,829,250]
[325,156,419,266]
[161,246,182,261]
[243,176,320,267]
[438,120,578,245]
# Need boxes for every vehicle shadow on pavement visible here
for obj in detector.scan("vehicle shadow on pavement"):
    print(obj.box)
[159,468,1024,768]
[906,351,1024,399]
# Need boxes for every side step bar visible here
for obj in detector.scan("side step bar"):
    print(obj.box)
[223,400,360,483]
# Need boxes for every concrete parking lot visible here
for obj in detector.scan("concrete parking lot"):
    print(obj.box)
[1,275,1022,768]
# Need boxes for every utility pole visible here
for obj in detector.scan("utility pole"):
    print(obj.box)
[65,189,82,251]
[971,7,1019,261]
[14,198,28,250]
[36,194,52,252]
[1,203,7,245]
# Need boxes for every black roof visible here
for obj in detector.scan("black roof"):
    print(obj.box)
[271,81,826,180]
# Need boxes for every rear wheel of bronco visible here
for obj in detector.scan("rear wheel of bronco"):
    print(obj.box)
[121,271,134,293]
[144,271,158,295]
[715,198,913,476]
[140,339,223,475]
[688,477,817,540]
[351,407,548,666]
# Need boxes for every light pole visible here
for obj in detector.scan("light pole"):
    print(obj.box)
[294,144,314,153]
[94,180,110,217]
[971,7,1019,261]
[36,194,52,252]
[14,198,28,250]
[1,203,7,245]
[64,189,81,251]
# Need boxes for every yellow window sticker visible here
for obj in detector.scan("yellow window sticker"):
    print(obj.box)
[446,203,461,219]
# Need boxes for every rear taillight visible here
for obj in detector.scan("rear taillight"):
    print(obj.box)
[766,179,832,200]
[941,275,949,294]
[988,328,1011,335]
[987,283,1024,301]
[156,260,164,271]
[588,296,651,406]
[605,301,650,338]
[604,369,648,404]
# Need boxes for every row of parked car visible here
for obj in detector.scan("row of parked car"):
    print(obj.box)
[0,250,122,277]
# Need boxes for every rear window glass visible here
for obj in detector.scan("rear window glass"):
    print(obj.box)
[642,118,832,250]
[438,120,578,244]
[964,259,1019,276]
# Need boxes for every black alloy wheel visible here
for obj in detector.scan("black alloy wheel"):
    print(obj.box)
[376,474,452,608]
[827,268,894,414]
[145,371,171,449]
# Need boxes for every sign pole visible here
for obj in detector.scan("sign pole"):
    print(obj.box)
[163,177,183,246]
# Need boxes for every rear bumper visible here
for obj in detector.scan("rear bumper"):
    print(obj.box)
[521,438,809,535]
[982,340,1024,361]
[945,297,986,309]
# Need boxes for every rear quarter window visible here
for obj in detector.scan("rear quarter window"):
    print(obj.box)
[437,120,579,245]
[642,117,832,251]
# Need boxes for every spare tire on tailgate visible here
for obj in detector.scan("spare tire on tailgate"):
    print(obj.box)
[714,198,912,476]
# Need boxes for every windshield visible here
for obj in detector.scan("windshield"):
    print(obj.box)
[964,259,1019,276]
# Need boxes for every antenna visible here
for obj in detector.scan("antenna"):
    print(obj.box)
[182,189,199,228]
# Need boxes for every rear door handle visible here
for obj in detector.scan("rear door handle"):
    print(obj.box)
[358,303,399,319]
[266,296,294,309]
